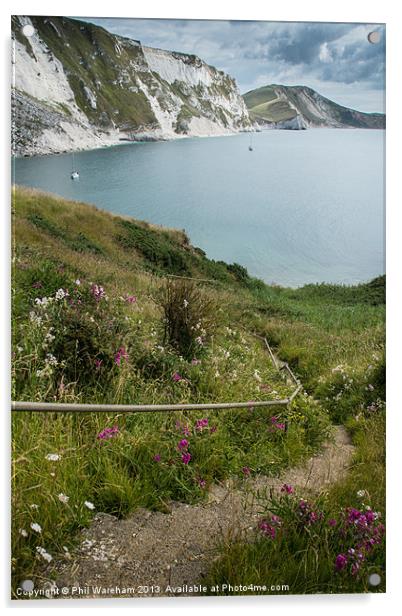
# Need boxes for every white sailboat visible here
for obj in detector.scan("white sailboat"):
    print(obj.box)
[248,133,253,151]
[70,152,80,180]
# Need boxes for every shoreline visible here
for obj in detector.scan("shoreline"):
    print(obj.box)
[13,128,250,160]
[11,184,384,291]
[12,126,386,160]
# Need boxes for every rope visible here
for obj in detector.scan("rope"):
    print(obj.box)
[11,337,302,413]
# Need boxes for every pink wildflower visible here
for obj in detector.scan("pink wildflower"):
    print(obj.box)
[97,425,119,441]
[177,439,189,451]
[242,466,251,476]
[172,372,184,382]
[195,418,209,431]
[258,519,277,539]
[91,283,106,302]
[281,483,294,494]
[114,347,128,366]
[94,358,103,370]
[153,454,161,462]
[181,452,191,465]
[125,294,137,304]
[335,554,348,571]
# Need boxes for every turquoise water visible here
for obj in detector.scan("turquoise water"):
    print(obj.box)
[13,129,385,287]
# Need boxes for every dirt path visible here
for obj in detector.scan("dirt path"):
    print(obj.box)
[43,426,354,598]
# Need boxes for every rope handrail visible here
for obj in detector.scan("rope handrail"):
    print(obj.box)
[11,337,302,413]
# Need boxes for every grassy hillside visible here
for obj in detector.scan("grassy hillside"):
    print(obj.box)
[11,186,385,594]
[243,84,386,128]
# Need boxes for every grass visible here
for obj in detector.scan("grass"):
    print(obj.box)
[205,411,385,594]
[11,186,385,595]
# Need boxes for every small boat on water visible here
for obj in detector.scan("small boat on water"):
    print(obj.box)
[248,134,253,151]
[70,153,80,180]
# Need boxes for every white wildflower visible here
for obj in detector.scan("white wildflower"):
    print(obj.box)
[36,546,53,563]
[45,329,55,344]
[357,490,366,498]
[58,493,69,504]
[29,311,42,326]
[183,299,189,308]
[55,288,67,301]
[254,369,262,382]
[75,279,81,285]
[45,353,58,367]
[84,501,95,510]
[19,528,28,537]
[30,504,39,510]
[30,522,42,534]
[45,453,61,462]
[35,296,51,307]
[195,336,203,346]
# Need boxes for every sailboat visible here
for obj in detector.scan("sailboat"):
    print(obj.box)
[248,133,253,151]
[70,152,80,180]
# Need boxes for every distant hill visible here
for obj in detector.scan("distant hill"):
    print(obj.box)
[243,85,385,129]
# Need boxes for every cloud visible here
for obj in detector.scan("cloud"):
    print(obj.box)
[76,17,385,112]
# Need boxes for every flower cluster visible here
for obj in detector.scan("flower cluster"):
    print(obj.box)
[124,294,137,304]
[97,425,119,441]
[335,506,385,576]
[258,514,282,539]
[91,284,106,302]
[269,416,286,432]
[195,418,208,431]
[175,420,191,436]
[177,438,189,451]
[297,498,323,526]
[114,347,128,366]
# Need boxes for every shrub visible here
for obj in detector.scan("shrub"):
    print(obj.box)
[117,220,190,275]
[15,279,133,396]
[158,278,217,360]
[227,262,250,283]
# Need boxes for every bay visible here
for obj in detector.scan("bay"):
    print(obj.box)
[13,129,385,287]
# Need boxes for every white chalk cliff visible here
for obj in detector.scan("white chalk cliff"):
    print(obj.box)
[12,16,251,156]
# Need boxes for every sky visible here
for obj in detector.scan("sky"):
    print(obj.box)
[78,17,385,113]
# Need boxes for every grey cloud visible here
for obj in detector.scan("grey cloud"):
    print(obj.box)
[74,17,385,112]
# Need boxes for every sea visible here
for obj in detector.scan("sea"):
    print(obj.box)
[13,128,385,288]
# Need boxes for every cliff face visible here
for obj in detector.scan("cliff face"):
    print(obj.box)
[243,85,385,130]
[11,16,251,156]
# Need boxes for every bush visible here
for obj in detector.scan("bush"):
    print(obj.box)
[118,220,190,275]
[227,262,249,283]
[158,278,217,360]
[14,279,133,396]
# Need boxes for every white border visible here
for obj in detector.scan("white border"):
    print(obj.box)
[1,1,401,614]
